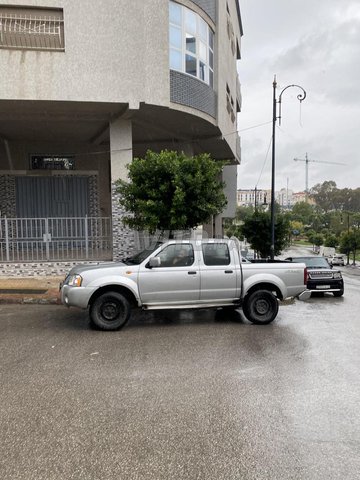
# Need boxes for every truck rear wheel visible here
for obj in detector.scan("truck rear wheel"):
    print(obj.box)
[242,290,279,325]
[90,292,131,331]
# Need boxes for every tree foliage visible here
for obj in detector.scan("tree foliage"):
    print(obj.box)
[307,232,324,248]
[240,211,290,258]
[310,181,360,212]
[115,150,227,233]
[310,181,338,212]
[291,201,315,225]
[324,234,338,248]
[340,230,360,265]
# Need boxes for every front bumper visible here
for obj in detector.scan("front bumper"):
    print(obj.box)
[307,279,344,292]
[60,284,96,309]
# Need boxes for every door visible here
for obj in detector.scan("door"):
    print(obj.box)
[138,243,200,305]
[200,242,238,300]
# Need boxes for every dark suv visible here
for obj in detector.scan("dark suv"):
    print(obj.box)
[285,256,344,297]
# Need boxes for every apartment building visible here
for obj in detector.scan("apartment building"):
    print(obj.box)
[237,188,269,208]
[237,188,316,210]
[0,0,243,262]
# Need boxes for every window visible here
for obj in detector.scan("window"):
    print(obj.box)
[226,83,236,123]
[0,6,64,51]
[169,1,214,87]
[156,244,194,268]
[202,244,230,266]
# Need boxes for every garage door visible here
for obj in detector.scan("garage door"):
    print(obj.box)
[15,176,89,218]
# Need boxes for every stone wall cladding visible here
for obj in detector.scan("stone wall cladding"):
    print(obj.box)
[111,183,137,261]
[170,70,217,118]
[0,175,16,217]
[191,0,216,23]
[0,261,110,277]
[88,175,100,217]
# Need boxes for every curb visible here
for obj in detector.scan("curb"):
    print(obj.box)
[0,277,63,305]
[0,297,61,305]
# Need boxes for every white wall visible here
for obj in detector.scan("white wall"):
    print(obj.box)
[0,0,170,108]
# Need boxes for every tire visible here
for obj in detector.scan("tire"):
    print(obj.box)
[90,292,131,331]
[242,289,279,325]
[333,290,344,297]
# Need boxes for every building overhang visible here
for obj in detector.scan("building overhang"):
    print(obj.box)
[0,99,239,165]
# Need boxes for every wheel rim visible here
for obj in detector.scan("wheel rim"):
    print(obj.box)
[101,301,121,321]
[254,299,269,315]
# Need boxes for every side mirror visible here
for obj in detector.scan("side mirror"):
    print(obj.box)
[148,257,161,268]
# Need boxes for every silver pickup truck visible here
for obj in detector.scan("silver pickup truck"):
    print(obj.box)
[60,239,309,330]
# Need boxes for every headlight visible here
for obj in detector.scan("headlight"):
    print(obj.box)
[333,272,342,279]
[67,274,83,287]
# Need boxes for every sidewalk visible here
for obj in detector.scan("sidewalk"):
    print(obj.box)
[0,276,63,304]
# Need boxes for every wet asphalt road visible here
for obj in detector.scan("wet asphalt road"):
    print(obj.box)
[0,267,360,479]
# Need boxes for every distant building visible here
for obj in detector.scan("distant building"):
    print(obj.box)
[237,189,269,208]
[237,188,315,209]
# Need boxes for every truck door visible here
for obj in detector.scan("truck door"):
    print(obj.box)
[200,243,238,300]
[138,243,200,305]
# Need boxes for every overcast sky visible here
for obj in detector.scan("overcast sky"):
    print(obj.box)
[237,0,360,194]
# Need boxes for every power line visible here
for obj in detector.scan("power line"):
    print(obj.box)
[256,135,273,188]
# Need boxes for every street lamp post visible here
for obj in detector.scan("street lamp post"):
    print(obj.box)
[270,76,306,259]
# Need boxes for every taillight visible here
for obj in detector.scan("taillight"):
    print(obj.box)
[304,267,308,285]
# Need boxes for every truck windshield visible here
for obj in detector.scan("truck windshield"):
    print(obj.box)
[122,242,163,265]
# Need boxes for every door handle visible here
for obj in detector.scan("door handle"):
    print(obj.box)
[224,270,233,274]
[188,271,197,275]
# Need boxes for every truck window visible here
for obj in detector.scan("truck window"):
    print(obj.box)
[202,243,230,266]
[123,241,163,265]
[156,244,194,267]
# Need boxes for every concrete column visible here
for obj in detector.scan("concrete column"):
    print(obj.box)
[110,118,132,182]
[109,118,136,261]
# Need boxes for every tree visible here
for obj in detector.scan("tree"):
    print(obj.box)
[310,180,338,212]
[340,230,360,265]
[224,205,255,239]
[289,220,304,238]
[116,150,227,234]
[290,201,314,225]
[234,205,255,221]
[307,232,324,251]
[240,211,290,258]
[324,234,339,248]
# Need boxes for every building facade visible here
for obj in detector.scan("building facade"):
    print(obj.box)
[237,189,269,208]
[0,0,243,262]
[237,188,315,210]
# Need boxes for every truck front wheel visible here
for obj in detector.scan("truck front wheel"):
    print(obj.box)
[90,292,131,331]
[242,290,279,325]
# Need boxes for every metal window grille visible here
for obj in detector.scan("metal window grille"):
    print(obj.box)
[0,9,64,51]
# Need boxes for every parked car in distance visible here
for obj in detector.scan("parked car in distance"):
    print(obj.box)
[285,256,344,297]
[328,254,345,266]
